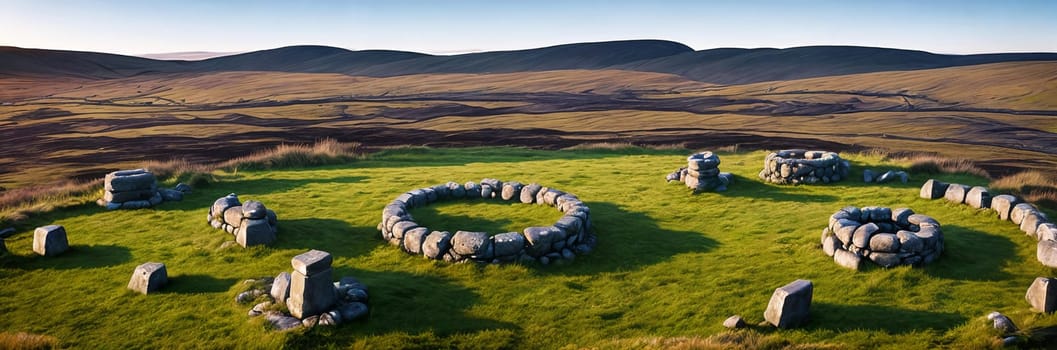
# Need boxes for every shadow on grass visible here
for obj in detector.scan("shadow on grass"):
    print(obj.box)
[408,201,518,234]
[284,268,521,348]
[924,224,1016,281]
[160,274,239,294]
[710,174,839,203]
[1,244,131,270]
[271,218,380,258]
[807,302,966,333]
[157,175,369,211]
[550,201,720,275]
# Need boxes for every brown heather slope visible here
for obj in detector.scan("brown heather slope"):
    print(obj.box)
[0,63,1055,188]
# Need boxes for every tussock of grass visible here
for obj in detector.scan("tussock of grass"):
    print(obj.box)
[605,331,842,350]
[0,178,101,225]
[0,332,58,350]
[903,155,990,178]
[563,142,689,152]
[219,138,363,171]
[991,170,1057,210]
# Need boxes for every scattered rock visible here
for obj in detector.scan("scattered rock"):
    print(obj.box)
[1026,277,1057,313]
[723,315,746,329]
[127,262,167,295]
[919,179,949,200]
[764,279,813,328]
[987,311,1018,334]
[271,272,291,303]
[266,314,302,331]
[32,225,68,257]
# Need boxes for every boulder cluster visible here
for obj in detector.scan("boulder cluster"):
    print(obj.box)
[665,151,734,192]
[96,169,189,210]
[862,169,909,184]
[920,179,1055,267]
[208,194,279,247]
[240,250,369,331]
[379,179,596,265]
[759,149,850,185]
[821,206,943,270]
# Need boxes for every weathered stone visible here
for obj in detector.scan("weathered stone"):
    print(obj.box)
[764,279,813,328]
[723,315,746,329]
[291,250,333,276]
[463,182,481,198]
[242,201,267,219]
[211,194,240,219]
[541,189,565,206]
[403,227,430,255]
[870,252,901,267]
[892,208,914,227]
[266,313,302,331]
[237,218,276,247]
[897,230,924,253]
[524,226,557,257]
[521,183,542,204]
[492,232,526,257]
[822,235,840,257]
[1021,212,1050,239]
[391,221,419,242]
[173,183,192,193]
[964,186,992,209]
[852,223,879,248]
[127,262,167,294]
[501,182,523,201]
[266,210,278,227]
[104,189,156,203]
[319,310,342,326]
[987,311,1018,334]
[271,272,291,303]
[561,248,576,261]
[1039,240,1057,268]
[237,289,263,304]
[1026,277,1057,313]
[223,206,244,227]
[1038,223,1057,242]
[908,214,940,228]
[159,189,183,202]
[339,302,369,321]
[870,207,893,223]
[920,179,950,199]
[480,185,494,199]
[833,219,859,245]
[33,225,68,257]
[1012,203,1039,225]
[105,169,156,192]
[863,169,875,183]
[869,233,900,253]
[447,181,466,198]
[834,249,861,270]
[248,301,271,317]
[287,269,336,319]
[875,170,897,183]
[991,195,1022,221]
[451,231,490,256]
[943,184,970,204]
[687,152,720,170]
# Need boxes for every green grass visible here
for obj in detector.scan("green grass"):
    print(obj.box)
[1,148,1055,349]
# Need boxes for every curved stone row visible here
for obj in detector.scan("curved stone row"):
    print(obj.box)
[665,151,734,192]
[821,206,944,270]
[208,193,279,247]
[378,179,596,264]
[921,179,1056,267]
[759,149,850,185]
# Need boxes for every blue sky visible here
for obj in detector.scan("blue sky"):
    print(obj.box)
[1,0,1055,55]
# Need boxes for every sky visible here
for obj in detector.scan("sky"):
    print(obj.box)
[1,0,1055,56]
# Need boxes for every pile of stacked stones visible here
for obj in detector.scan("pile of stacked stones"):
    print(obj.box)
[759,149,850,185]
[378,179,596,265]
[862,169,909,184]
[665,151,734,192]
[821,206,944,270]
[208,193,279,247]
[921,179,1056,267]
[96,169,190,210]
[239,250,369,331]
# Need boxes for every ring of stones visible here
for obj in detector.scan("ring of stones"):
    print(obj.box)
[822,206,944,269]
[760,149,850,185]
[378,179,595,264]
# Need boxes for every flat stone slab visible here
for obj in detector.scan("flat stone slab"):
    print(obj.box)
[33,225,68,257]
[291,250,333,276]
[127,262,167,294]
[764,279,813,328]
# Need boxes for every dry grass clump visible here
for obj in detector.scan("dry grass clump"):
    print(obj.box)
[219,138,363,171]
[0,178,101,225]
[564,142,689,151]
[605,331,842,350]
[991,170,1057,210]
[0,332,58,350]
[901,155,990,178]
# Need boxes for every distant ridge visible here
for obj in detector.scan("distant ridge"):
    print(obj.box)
[2,40,1056,84]
[138,51,241,61]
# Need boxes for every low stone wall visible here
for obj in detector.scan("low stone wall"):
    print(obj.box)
[96,169,190,210]
[208,193,279,247]
[759,149,850,185]
[665,151,734,192]
[379,179,596,265]
[821,206,944,270]
[921,179,1056,268]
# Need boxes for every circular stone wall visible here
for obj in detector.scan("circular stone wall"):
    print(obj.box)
[378,179,596,265]
[759,149,850,184]
[821,206,943,270]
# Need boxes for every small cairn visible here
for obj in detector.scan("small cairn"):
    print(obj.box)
[822,206,943,270]
[759,149,850,185]
[240,250,370,331]
[208,193,279,247]
[96,169,190,210]
[665,151,733,192]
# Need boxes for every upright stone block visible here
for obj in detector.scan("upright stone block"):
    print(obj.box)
[964,186,992,209]
[944,184,970,204]
[33,225,69,257]
[236,218,276,247]
[991,195,1022,221]
[919,179,949,199]
[1026,277,1057,313]
[291,250,333,276]
[287,250,337,319]
[271,271,292,303]
[127,262,167,294]
[764,279,813,328]
[1039,240,1057,268]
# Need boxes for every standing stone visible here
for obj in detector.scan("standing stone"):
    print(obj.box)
[964,186,992,209]
[1039,240,1057,268]
[127,262,167,294]
[1026,277,1057,313]
[943,184,970,204]
[1021,212,1049,239]
[764,279,813,328]
[1011,203,1038,225]
[920,179,949,199]
[287,250,337,319]
[271,272,292,303]
[33,225,69,257]
[991,195,1022,221]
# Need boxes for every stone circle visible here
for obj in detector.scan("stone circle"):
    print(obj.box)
[759,149,850,185]
[665,151,734,192]
[207,193,279,247]
[821,206,944,269]
[378,179,596,264]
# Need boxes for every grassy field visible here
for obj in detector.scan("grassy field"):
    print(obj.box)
[1,147,1055,349]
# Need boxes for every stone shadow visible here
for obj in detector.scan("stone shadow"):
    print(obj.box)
[709,174,840,203]
[923,224,1017,281]
[270,218,379,259]
[154,175,369,213]
[408,202,517,234]
[806,302,966,334]
[159,274,239,294]
[282,268,521,347]
[0,244,131,270]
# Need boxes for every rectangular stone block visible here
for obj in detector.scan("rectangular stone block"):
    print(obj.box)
[105,169,157,192]
[291,249,333,276]
[127,262,167,294]
[286,269,336,319]
[1027,277,1057,313]
[237,218,276,247]
[33,225,68,257]
[764,279,813,328]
